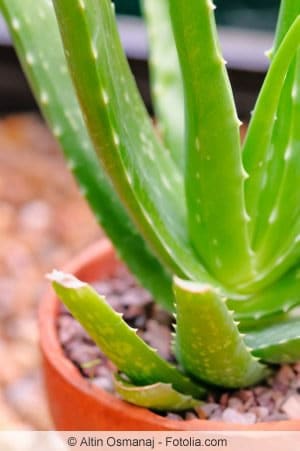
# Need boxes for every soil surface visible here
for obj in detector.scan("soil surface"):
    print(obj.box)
[58,266,300,425]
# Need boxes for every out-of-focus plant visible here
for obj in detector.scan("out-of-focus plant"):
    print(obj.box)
[2,0,300,410]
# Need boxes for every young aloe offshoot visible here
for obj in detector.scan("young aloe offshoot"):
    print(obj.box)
[2,0,300,413]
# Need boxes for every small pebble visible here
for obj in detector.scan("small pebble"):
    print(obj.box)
[198,403,219,418]
[18,200,52,231]
[222,408,256,425]
[249,406,269,420]
[228,397,244,412]
[185,412,198,421]
[220,393,229,407]
[92,376,114,393]
[294,362,300,374]
[58,314,90,345]
[92,281,114,296]
[166,413,183,421]
[142,320,172,360]
[281,395,300,419]
[277,365,296,385]
[239,390,255,403]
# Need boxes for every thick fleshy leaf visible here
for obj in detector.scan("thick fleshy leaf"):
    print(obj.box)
[251,64,296,253]
[243,16,300,233]
[142,0,184,169]
[249,3,300,268]
[169,0,253,287]
[0,0,174,311]
[229,265,300,325]
[52,0,218,287]
[273,1,300,51]
[115,375,200,411]
[242,16,300,288]
[174,278,267,388]
[237,313,290,334]
[255,51,300,275]
[48,271,205,399]
[246,318,300,363]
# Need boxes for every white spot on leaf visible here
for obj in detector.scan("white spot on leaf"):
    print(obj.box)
[113,131,120,146]
[284,146,292,161]
[102,90,109,105]
[91,42,98,59]
[40,92,49,105]
[53,125,62,137]
[162,175,171,190]
[269,208,278,224]
[12,18,20,31]
[79,0,86,10]
[26,53,35,65]
[207,0,216,10]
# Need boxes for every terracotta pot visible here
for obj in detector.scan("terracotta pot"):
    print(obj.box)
[39,239,300,431]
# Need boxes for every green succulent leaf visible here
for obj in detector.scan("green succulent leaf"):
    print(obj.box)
[4,0,300,395]
[250,64,296,254]
[273,0,300,52]
[242,16,300,282]
[255,50,300,277]
[246,318,300,363]
[250,3,300,264]
[52,0,220,288]
[49,271,205,399]
[142,0,184,169]
[169,0,253,288]
[114,375,200,412]
[237,313,290,334]
[229,265,300,324]
[0,0,175,312]
[243,15,300,227]
[174,278,267,388]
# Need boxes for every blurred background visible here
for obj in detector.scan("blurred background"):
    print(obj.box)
[0,0,280,116]
[0,1,280,430]
[114,0,279,29]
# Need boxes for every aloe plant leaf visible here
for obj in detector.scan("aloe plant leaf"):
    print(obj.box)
[246,318,300,363]
[255,50,300,274]
[248,3,300,265]
[48,271,206,399]
[251,64,296,253]
[52,0,219,287]
[169,0,253,287]
[174,278,267,389]
[114,375,200,412]
[228,265,300,324]
[0,0,176,312]
[238,313,291,334]
[142,0,184,169]
[273,0,300,52]
[242,16,300,263]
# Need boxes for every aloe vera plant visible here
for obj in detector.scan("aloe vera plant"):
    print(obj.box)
[2,0,300,412]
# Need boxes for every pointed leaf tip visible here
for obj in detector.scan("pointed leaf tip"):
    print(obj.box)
[173,277,212,295]
[114,375,201,411]
[46,270,87,289]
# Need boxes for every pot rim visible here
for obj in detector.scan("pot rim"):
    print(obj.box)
[39,238,300,431]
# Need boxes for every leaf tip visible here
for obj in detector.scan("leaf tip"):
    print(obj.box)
[46,270,87,289]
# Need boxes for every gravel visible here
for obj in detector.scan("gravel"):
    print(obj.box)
[58,267,300,424]
[0,114,101,429]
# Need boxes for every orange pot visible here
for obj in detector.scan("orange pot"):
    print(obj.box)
[39,239,300,431]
